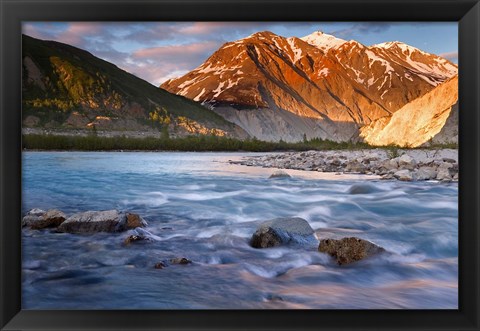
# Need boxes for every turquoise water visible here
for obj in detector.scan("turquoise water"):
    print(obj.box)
[22,151,458,309]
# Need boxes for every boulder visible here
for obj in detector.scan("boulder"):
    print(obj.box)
[415,167,437,181]
[436,167,452,181]
[126,212,147,229]
[250,217,317,248]
[381,159,398,171]
[397,154,416,170]
[345,160,367,174]
[22,209,66,229]
[57,210,147,234]
[318,237,385,265]
[269,170,291,179]
[347,183,381,195]
[394,169,414,181]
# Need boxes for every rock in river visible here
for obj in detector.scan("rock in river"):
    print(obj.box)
[318,237,385,265]
[347,183,381,195]
[22,208,66,229]
[250,217,317,248]
[269,170,291,179]
[154,257,192,269]
[123,235,150,246]
[57,210,147,234]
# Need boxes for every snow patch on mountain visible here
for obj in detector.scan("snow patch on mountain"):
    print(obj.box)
[300,31,346,52]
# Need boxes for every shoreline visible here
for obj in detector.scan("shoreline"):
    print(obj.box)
[23,147,459,182]
[231,148,458,182]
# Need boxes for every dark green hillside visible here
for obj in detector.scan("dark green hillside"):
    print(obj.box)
[22,34,244,137]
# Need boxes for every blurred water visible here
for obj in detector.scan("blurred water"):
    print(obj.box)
[22,152,458,309]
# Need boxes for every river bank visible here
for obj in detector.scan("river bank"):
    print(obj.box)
[232,149,458,182]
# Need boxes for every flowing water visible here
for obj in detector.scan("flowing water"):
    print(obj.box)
[22,151,458,309]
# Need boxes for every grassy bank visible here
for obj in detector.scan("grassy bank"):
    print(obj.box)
[23,134,375,152]
[23,134,458,152]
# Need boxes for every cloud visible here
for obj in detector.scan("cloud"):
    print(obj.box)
[438,51,458,63]
[327,23,393,39]
[23,22,457,85]
[130,41,222,85]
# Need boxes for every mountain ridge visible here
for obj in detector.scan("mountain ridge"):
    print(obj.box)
[22,34,247,139]
[161,30,457,142]
[359,75,458,147]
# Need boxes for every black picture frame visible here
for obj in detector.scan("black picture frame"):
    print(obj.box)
[1,0,479,330]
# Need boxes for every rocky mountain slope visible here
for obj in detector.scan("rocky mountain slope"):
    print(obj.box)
[359,75,458,147]
[161,31,457,142]
[22,35,246,138]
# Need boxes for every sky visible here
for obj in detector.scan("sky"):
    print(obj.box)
[23,22,458,86]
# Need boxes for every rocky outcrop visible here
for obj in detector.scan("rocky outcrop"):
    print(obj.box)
[57,210,147,234]
[318,237,385,265]
[234,148,458,182]
[22,209,67,229]
[360,76,458,147]
[250,217,317,248]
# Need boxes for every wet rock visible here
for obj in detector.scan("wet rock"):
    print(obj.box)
[154,262,166,269]
[57,210,146,234]
[154,258,192,269]
[394,169,414,181]
[22,209,66,229]
[318,237,385,265]
[125,212,148,229]
[123,235,150,246]
[250,217,317,248]
[269,170,291,179]
[347,183,381,195]
[170,257,192,265]
[22,209,45,228]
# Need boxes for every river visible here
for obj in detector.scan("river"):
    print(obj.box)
[21,151,458,309]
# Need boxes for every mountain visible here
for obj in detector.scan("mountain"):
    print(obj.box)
[161,31,457,142]
[359,75,458,147]
[22,35,246,138]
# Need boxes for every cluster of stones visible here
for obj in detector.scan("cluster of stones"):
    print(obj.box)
[22,208,147,233]
[234,149,458,182]
[250,217,385,265]
[23,208,192,269]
